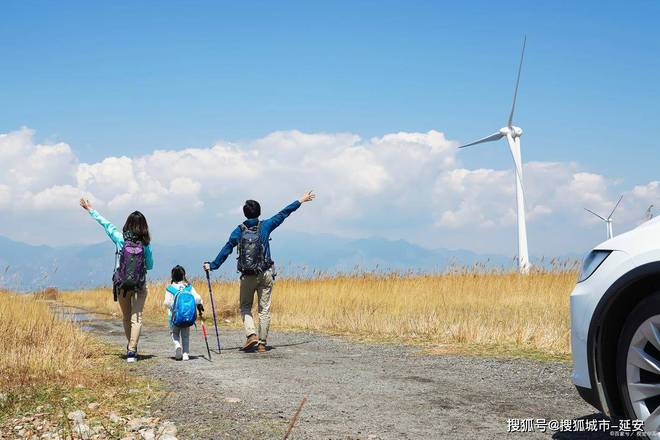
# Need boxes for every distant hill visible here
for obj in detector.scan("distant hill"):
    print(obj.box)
[0,232,530,291]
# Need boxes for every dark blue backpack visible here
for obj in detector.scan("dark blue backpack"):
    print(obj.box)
[167,284,197,328]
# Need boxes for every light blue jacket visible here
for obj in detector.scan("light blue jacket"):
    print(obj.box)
[88,209,154,270]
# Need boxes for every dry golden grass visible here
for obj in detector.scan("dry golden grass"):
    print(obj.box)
[60,268,577,360]
[0,291,100,390]
[0,291,160,430]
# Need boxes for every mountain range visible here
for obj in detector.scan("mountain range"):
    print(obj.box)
[0,232,559,291]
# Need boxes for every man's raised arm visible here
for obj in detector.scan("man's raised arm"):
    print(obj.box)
[265,191,316,232]
[204,226,241,271]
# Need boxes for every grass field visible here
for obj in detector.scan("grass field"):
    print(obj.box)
[0,291,160,437]
[60,267,578,360]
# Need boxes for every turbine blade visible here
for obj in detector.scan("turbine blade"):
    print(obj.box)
[459,132,504,148]
[608,194,624,219]
[584,208,607,221]
[507,35,526,127]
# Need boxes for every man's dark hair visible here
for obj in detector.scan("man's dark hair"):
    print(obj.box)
[123,211,151,245]
[171,265,186,283]
[243,200,261,219]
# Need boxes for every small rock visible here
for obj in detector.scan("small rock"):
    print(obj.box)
[67,410,86,424]
[139,428,155,440]
[14,425,23,430]
[108,412,122,424]
[0,392,8,405]
[157,421,177,437]
[224,397,241,403]
[127,417,151,432]
[73,423,91,438]
[87,402,100,411]
[75,384,85,389]
[18,428,26,437]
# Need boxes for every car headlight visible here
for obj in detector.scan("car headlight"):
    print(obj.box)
[578,250,612,283]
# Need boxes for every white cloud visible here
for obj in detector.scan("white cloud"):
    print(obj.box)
[0,185,10,208]
[0,127,656,255]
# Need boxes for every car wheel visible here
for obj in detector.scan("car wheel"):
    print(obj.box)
[618,292,660,438]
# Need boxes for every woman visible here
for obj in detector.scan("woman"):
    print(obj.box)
[80,197,154,363]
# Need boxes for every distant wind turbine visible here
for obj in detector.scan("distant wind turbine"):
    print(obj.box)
[584,195,623,240]
[646,204,654,222]
[459,36,530,274]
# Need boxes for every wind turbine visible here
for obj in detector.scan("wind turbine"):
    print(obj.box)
[646,204,654,221]
[584,195,623,240]
[459,36,530,274]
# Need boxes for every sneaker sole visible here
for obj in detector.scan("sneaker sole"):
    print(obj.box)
[126,357,137,363]
[175,347,183,360]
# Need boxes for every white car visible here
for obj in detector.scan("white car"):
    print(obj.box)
[571,216,660,436]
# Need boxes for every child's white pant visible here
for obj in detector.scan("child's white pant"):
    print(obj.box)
[171,325,190,354]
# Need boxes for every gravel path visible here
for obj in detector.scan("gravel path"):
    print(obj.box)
[55,304,609,439]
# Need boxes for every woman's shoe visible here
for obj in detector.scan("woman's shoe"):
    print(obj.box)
[175,346,183,360]
[182,353,190,361]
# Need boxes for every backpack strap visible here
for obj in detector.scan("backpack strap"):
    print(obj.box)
[166,285,181,296]
[239,221,260,233]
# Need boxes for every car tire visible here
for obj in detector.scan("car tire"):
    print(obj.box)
[617,291,660,437]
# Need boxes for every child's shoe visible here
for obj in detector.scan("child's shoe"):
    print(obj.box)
[182,353,190,361]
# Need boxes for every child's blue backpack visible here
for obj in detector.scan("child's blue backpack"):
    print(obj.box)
[168,284,197,328]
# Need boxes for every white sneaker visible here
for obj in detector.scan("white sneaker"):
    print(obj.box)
[182,353,189,361]
[175,346,183,360]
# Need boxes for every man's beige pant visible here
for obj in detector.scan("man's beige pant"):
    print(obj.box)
[240,268,274,344]
[117,284,148,352]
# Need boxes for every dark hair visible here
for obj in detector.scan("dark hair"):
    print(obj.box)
[123,211,151,245]
[243,200,261,219]
[171,265,186,283]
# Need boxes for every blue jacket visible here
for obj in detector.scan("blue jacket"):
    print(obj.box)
[209,200,301,271]
[88,209,154,271]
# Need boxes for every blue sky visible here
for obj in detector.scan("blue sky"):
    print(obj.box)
[2,1,659,181]
[1,1,659,256]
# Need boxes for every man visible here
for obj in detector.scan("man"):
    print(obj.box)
[203,191,316,352]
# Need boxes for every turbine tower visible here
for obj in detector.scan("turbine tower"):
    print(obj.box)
[584,195,623,240]
[459,37,530,274]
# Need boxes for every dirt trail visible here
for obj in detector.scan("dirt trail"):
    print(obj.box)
[55,304,609,439]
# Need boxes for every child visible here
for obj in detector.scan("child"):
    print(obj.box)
[164,265,204,361]
[79,197,154,363]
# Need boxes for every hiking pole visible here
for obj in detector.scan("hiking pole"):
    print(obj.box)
[204,268,222,354]
[200,320,212,361]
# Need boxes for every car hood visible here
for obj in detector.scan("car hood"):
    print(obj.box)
[595,217,660,254]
